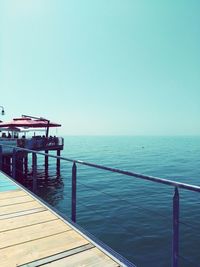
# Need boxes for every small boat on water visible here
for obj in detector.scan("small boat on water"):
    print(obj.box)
[0,115,64,155]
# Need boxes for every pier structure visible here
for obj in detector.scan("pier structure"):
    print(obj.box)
[0,115,64,178]
[0,137,200,266]
[0,170,131,267]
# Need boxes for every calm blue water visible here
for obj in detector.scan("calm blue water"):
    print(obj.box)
[31,136,200,267]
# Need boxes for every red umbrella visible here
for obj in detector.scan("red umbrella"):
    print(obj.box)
[0,118,61,128]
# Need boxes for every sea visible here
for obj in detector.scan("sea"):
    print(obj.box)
[26,136,200,267]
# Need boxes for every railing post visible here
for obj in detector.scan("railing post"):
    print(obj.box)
[12,148,16,179]
[0,145,2,170]
[56,149,61,176]
[32,152,37,192]
[71,162,77,222]
[172,187,179,267]
[45,150,49,179]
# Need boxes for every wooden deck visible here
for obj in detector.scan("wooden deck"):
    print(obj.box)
[0,171,123,267]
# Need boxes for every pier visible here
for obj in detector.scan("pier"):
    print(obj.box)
[0,115,64,178]
[0,141,200,266]
[0,170,131,267]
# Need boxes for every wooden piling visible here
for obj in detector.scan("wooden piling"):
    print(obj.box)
[5,156,11,175]
[16,152,24,181]
[24,154,28,178]
[12,150,16,179]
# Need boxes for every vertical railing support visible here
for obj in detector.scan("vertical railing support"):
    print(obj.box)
[12,148,17,179]
[45,150,49,169]
[32,152,37,193]
[45,150,49,180]
[0,145,2,170]
[71,162,77,223]
[56,149,61,176]
[172,187,179,267]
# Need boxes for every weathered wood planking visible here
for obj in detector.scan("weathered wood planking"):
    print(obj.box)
[0,201,43,216]
[41,247,120,267]
[0,195,34,207]
[0,207,46,220]
[0,220,72,249]
[0,231,89,267]
[0,172,123,267]
[0,189,26,199]
[0,210,57,232]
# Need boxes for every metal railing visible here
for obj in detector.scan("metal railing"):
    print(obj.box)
[0,136,64,151]
[0,144,200,267]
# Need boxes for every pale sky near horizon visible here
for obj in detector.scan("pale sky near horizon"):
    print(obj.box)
[1,0,200,135]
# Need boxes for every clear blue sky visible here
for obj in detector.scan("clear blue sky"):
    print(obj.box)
[1,0,200,135]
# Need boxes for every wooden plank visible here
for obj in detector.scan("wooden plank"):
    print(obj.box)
[39,247,119,267]
[0,207,46,220]
[19,244,95,267]
[0,231,89,267]
[0,210,58,232]
[0,220,71,249]
[0,201,43,216]
[0,195,34,207]
[0,174,123,267]
[0,190,26,199]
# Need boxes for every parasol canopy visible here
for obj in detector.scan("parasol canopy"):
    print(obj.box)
[0,117,61,128]
[0,127,21,132]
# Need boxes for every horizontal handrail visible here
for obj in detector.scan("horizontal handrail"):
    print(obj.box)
[0,143,200,193]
